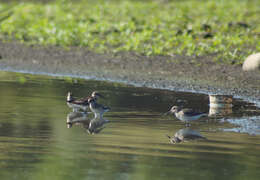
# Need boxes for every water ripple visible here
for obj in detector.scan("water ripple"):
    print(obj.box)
[221,116,260,135]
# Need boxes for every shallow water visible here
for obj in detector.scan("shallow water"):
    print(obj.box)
[0,71,260,180]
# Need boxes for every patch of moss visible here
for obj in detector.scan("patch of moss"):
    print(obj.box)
[0,0,259,64]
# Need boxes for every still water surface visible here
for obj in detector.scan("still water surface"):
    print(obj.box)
[0,71,260,180]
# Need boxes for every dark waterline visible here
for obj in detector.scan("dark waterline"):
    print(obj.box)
[0,71,260,180]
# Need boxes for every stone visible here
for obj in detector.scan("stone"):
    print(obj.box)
[242,53,260,71]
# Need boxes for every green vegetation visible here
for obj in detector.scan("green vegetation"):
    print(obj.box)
[0,0,260,64]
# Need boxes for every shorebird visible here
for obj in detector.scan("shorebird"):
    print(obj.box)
[88,97,110,118]
[165,105,208,125]
[66,91,104,112]
[166,128,207,143]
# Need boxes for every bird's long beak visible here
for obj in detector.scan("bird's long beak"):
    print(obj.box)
[163,111,172,116]
[166,134,171,139]
[97,93,105,99]
[166,135,177,144]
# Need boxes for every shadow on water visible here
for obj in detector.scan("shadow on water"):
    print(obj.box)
[0,71,260,180]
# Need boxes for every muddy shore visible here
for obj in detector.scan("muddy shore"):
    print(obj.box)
[0,42,259,102]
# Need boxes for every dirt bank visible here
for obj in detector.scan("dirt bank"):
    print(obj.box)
[0,41,259,102]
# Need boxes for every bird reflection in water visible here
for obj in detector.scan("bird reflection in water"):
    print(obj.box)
[167,128,207,143]
[66,111,109,134]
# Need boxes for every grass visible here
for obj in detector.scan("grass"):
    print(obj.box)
[0,0,260,64]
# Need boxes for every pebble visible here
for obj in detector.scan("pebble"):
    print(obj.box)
[242,53,260,71]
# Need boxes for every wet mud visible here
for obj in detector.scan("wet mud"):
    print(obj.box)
[0,41,259,102]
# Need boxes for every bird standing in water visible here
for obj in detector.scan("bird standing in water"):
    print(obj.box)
[66,91,104,112]
[88,97,110,118]
[165,105,208,125]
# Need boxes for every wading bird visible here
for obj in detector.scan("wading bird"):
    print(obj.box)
[66,91,104,112]
[165,105,207,125]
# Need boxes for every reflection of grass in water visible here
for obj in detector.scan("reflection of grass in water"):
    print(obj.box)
[0,0,260,64]
[87,117,244,158]
[18,76,26,84]
[0,71,51,82]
